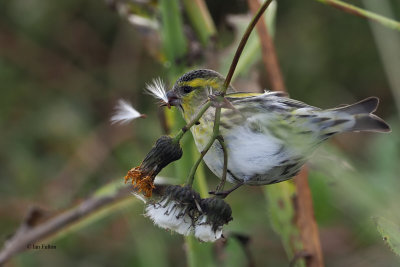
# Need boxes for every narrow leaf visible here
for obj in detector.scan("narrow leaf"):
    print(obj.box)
[375,217,400,257]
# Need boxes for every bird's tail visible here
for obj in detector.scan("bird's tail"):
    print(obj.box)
[333,97,391,133]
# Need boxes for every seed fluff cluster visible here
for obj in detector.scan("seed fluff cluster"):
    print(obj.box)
[110,99,143,125]
[145,185,232,242]
[144,77,168,105]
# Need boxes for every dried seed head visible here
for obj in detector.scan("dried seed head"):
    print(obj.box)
[145,185,202,235]
[200,198,233,231]
[125,136,183,197]
[141,136,183,174]
[192,198,232,242]
[144,185,233,242]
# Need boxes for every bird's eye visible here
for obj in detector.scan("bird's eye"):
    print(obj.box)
[182,86,192,94]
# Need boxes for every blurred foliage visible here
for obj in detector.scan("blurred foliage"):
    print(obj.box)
[265,182,304,266]
[0,0,400,266]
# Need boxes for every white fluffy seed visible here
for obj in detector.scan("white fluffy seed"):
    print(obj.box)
[145,201,194,236]
[194,216,222,242]
[110,99,142,125]
[144,77,168,103]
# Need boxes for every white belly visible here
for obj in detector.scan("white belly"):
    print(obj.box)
[195,124,303,185]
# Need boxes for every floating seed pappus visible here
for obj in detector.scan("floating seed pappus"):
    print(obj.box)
[110,99,146,125]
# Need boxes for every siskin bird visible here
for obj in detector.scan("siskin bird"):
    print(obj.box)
[165,69,391,192]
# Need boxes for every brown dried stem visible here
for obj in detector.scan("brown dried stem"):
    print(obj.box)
[0,186,132,265]
[294,167,324,267]
[247,0,285,92]
[222,0,274,93]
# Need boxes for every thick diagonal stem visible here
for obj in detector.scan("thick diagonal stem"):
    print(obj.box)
[186,105,223,187]
[316,0,400,31]
[186,0,275,192]
[186,132,216,187]
[248,0,285,91]
[172,101,212,143]
[223,0,274,93]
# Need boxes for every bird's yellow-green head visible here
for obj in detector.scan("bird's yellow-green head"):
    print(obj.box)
[166,69,233,122]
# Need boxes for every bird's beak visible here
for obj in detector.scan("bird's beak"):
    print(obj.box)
[165,90,181,109]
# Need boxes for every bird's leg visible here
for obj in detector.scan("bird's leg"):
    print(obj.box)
[209,181,244,199]
[211,137,244,199]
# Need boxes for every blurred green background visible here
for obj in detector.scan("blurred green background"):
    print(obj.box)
[0,0,399,266]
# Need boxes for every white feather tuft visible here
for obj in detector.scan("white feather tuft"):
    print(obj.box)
[110,99,142,125]
[145,77,168,103]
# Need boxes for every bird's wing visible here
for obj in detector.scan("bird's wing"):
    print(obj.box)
[225,91,316,114]
[219,92,321,135]
[225,90,288,100]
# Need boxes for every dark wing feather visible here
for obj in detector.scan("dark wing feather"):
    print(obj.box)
[226,92,316,112]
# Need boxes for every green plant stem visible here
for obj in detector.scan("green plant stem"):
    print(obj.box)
[215,135,228,192]
[191,145,209,198]
[248,0,285,92]
[222,0,274,93]
[186,105,228,191]
[316,0,400,31]
[172,101,212,143]
[212,0,274,191]
[186,0,275,191]
[186,128,217,187]
[175,0,275,190]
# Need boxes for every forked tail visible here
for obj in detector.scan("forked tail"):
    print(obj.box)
[333,97,391,133]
